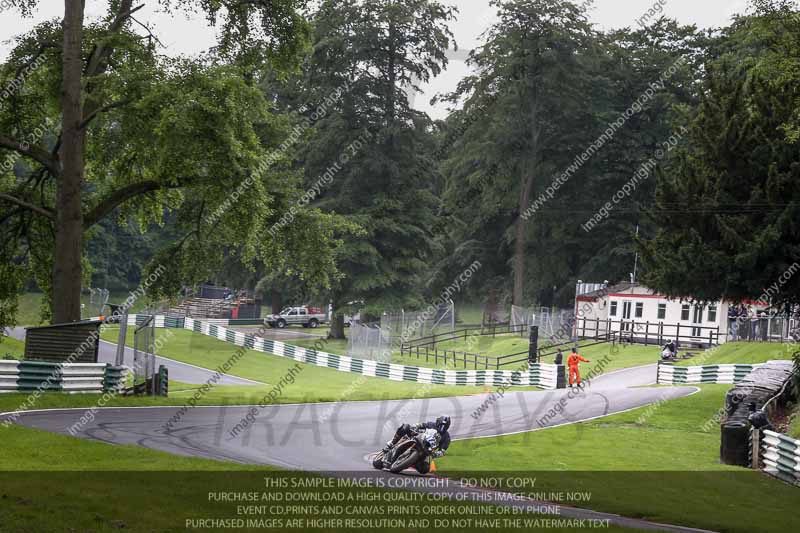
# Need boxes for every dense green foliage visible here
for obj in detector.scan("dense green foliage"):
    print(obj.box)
[640,1,800,309]
[0,1,347,327]
[275,0,458,335]
[2,0,798,326]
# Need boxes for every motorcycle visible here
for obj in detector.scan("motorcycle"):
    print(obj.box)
[371,428,440,474]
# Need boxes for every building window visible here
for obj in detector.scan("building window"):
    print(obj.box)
[681,304,690,321]
[610,301,618,317]
[635,302,643,318]
[657,303,666,320]
[708,305,717,322]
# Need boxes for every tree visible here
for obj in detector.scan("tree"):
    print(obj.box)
[439,0,602,306]
[296,0,457,338]
[639,5,800,308]
[0,0,346,327]
[437,6,704,307]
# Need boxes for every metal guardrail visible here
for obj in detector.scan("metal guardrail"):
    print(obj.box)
[759,430,800,485]
[107,315,565,389]
[657,362,761,385]
[0,360,126,393]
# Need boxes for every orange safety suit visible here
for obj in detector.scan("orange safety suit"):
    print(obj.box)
[566,353,589,386]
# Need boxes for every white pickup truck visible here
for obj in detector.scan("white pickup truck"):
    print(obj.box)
[265,306,327,329]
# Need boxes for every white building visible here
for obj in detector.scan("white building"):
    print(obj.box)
[573,282,770,346]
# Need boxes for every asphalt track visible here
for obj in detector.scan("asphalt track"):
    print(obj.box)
[3,363,690,468]
[1,344,713,531]
[4,327,261,386]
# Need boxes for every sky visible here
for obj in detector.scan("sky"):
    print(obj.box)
[0,0,750,119]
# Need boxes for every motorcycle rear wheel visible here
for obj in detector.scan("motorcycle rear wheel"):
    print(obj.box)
[389,448,420,473]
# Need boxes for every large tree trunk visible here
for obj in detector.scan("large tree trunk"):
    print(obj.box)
[53,0,85,323]
[329,313,345,340]
[270,289,282,314]
[513,173,534,306]
[328,295,346,340]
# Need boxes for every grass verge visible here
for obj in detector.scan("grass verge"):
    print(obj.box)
[0,335,25,359]
[436,385,798,533]
[674,341,794,366]
[98,327,525,401]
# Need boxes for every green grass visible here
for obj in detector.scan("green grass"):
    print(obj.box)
[13,292,48,327]
[0,335,25,359]
[444,385,733,471]
[13,291,154,327]
[98,327,510,401]
[674,341,794,366]
[437,385,798,533]
[1,418,616,533]
[455,302,484,325]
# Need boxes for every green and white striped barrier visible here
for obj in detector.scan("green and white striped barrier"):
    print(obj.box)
[657,362,761,385]
[0,360,127,393]
[761,430,800,485]
[99,315,561,389]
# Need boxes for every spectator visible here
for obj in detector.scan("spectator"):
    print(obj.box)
[554,349,563,365]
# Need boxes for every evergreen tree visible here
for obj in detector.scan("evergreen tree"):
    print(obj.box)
[297,0,457,337]
[640,6,800,308]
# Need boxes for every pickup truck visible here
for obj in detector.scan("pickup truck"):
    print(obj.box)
[265,306,327,329]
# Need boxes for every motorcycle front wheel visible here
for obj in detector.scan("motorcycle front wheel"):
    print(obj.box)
[389,448,420,473]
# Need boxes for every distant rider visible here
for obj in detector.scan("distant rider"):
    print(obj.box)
[381,415,451,474]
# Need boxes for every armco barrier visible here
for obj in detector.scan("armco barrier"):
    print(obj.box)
[100,315,562,389]
[760,430,800,485]
[657,362,760,385]
[0,360,127,394]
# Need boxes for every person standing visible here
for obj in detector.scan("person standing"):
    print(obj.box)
[567,348,589,388]
[554,349,564,365]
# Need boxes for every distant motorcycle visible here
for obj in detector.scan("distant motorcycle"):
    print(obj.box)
[371,428,440,474]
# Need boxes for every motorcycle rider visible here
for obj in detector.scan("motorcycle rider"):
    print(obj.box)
[379,415,451,474]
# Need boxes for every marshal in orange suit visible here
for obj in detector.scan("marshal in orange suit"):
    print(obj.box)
[566,349,589,387]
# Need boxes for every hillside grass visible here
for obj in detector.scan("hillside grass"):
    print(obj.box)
[0,420,615,533]
[0,335,25,359]
[98,327,517,401]
[674,341,794,366]
[13,291,153,327]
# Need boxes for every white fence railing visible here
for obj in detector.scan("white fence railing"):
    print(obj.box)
[759,429,800,486]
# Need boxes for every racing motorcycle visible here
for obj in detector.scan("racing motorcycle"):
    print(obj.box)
[371,428,440,474]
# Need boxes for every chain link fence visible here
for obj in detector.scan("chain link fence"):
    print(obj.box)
[346,322,392,362]
[380,300,455,342]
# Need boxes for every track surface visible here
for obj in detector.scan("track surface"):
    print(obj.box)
[2,363,710,531]
[5,327,260,386]
[3,364,690,469]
